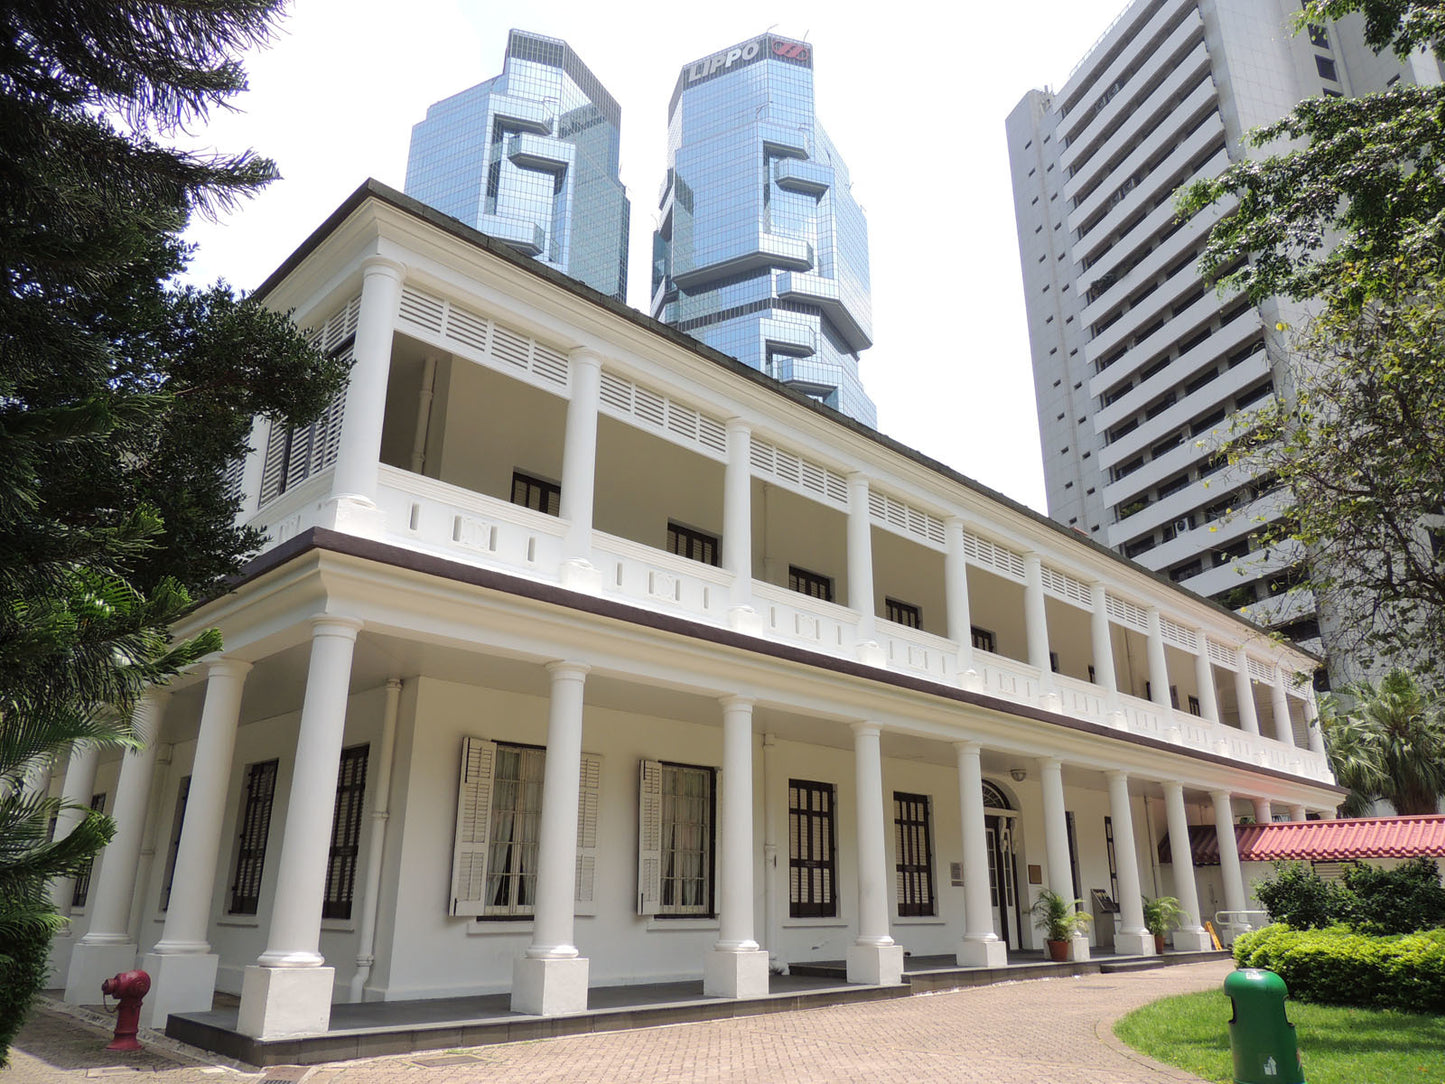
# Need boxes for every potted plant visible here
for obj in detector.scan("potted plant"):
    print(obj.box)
[1142,895,1186,953]
[1030,888,1092,961]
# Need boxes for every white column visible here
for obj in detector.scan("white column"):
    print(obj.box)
[1211,790,1247,919]
[1146,607,1172,709]
[237,617,362,1040]
[349,678,402,1003]
[512,661,590,1015]
[326,257,404,534]
[944,518,976,681]
[1089,582,1118,699]
[1234,652,1261,736]
[66,692,169,1002]
[1023,554,1051,678]
[846,723,904,985]
[48,743,102,914]
[559,349,602,581]
[1251,797,1273,825]
[723,419,754,616]
[846,474,878,652]
[1162,783,1212,951]
[1287,803,1308,822]
[1270,667,1296,746]
[1106,772,1153,956]
[1194,634,1220,724]
[142,657,252,1029]
[1037,757,1087,960]
[705,697,769,998]
[1307,714,1327,757]
[955,743,1006,967]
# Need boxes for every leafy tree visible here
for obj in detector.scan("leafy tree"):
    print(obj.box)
[1253,861,1350,929]
[1342,857,1445,934]
[1177,0,1445,675]
[1319,668,1445,815]
[0,0,348,1055]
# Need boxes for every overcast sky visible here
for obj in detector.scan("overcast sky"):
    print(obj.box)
[181,0,1130,512]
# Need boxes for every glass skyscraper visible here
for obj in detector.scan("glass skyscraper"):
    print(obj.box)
[406,30,630,301]
[652,35,876,426]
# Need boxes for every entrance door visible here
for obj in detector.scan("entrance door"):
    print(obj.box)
[985,815,1022,949]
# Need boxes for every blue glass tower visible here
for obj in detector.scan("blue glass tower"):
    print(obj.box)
[406,30,630,300]
[652,35,875,426]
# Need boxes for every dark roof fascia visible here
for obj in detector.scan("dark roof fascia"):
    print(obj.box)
[214,525,1342,794]
[248,179,1318,661]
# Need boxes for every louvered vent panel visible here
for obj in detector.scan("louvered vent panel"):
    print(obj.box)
[1207,638,1236,669]
[697,417,727,454]
[1041,565,1092,607]
[531,343,568,386]
[1248,657,1274,685]
[1106,593,1150,631]
[491,324,531,369]
[595,370,727,460]
[399,287,445,334]
[1160,616,1198,651]
[868,491,946,549]
[446,305,489,352]
[962,532,1026,581]
[749,439,848,508]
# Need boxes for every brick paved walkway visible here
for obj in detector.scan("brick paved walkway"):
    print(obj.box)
[6,960,1232,1083]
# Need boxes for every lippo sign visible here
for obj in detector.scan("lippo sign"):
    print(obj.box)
[682,35,811,86]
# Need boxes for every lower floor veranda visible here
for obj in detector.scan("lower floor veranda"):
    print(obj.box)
[41,538,1340,1043]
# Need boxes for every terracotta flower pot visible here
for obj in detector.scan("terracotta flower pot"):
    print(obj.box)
[1154,933,1166,954]
[1046,939,1070,962]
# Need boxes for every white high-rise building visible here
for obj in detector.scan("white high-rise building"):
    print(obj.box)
[1007,0,1439,673]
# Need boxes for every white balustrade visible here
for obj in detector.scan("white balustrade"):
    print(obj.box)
[971,649,1043,705]
[592,531,732,621]
[753,581,861,651]
[877,620,956,682]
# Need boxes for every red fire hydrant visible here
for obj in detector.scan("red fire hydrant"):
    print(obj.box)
[101,969,150,1051]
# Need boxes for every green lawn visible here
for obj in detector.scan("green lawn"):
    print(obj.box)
[1114,989,1445,1084]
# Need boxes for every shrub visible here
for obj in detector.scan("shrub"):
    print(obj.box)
[1253,861,1349,928]
[1342,858,1445,934]
[0,924,54,1065]
[1233,924,1445,1013]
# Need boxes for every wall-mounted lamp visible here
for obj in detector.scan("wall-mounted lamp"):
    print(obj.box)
[1010,768,1027,783]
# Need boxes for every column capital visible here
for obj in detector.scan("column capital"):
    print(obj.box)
[360,254,406,282]
[385,677,403,693]
[545,659,591,682]
[724,416,751,438]
[1209,788,1233,805]
[719,695,754,712]
[1037,756,1062,772]
[567,346,603,371]
[850,720,882,738]
[1161,779,1185,799]
[310,614,364,640]
[954,740,983,758]
[1105,768,1129,786]
[944,514,966,534]
[206,655,254,682]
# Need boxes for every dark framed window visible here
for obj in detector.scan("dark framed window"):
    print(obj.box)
[667,522,720,567]
[1315,54,1338,81]
[788,780,837,918]
[659,763,715,916]
[229,759,279,915]
[1188,694,1202,716]
[893,792,936,917]
[323,745,370,920]
[511,471,561,516]
[1104,815,1118,900]
[71,793,107,908]
[971,626,997,654]
[885,598,921,629]
[788,565,834,603]
[160,776,191,912]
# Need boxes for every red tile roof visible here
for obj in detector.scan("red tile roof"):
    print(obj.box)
[1158,815,1445,866]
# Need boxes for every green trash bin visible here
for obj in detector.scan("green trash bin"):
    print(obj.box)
[1224,968,1305,1084]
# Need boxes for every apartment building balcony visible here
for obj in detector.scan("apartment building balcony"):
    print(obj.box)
[476,213,547,256]
[774,158,833,195]
[775,270,873,352]
[505,132,574,173]
[1061,7,1207,176]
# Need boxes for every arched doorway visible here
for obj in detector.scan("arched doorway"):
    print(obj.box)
[982,780,1024,949]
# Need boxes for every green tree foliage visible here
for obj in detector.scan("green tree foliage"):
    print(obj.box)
[1253,861,1350,929]
[1176,1,1445,674]
[0,0,349,1054]
[1319,669,1445,815]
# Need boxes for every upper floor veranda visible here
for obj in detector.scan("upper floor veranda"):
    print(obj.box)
[231,181,1329,788]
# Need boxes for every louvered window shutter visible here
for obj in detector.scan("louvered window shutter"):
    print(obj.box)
[450,737,497,917]
[258,420,289,505]
[575,753,602,915]
[636,758,663,915]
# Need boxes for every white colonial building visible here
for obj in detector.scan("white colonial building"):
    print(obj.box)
[44,182,1337,1044]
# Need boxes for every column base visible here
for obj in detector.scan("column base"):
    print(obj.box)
[560,558,602,594]
[46,930,79,992]
[960,668,983,693]
[237,965,335,1039]
[139,952,219,1029]
[956,937,1008,968]
[510,955,589,1016]
[1039,691,1063,713]
[1112,930,1156,957]
[64,940,139,1005]
[703,948,770,999]
[846,942,905,985]
[1067,935,1091,962]
[1172,927,1215,952]
[727,605,763,635]
[321,495,382,538]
